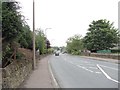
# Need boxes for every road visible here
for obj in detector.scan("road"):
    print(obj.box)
[49,53,119,88]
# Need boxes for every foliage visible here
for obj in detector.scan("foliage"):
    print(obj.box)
[16,52,25,60]
[0,0,1,63]
[46,39,51,49]
[0,0,2,32]
[47,48,54,53]
[52,46,59,50]
[35,30,47,55]
[2,1,31,67]
[83,19,119,52]
[35,29,51,55]
[117,31,120,48]
[66,34,84,55]
[111,49,120,53]
[2,1,23,42]
[19,24,33,49]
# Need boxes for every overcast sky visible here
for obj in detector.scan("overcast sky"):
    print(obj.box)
[16,0,119,47]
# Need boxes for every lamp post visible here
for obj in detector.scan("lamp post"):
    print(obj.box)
[33,0,36,70]
[45,28,52,37]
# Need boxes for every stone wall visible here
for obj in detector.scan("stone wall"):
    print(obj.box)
[2,59,33,88]
[2,52,49,88]
[81,52,119,60]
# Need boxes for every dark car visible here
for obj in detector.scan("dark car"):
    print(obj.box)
[55,51,59,56]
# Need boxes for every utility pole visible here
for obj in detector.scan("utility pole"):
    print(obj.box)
[33,0,36,70]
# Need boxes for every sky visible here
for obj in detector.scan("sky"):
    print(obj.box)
[16,0,119,47]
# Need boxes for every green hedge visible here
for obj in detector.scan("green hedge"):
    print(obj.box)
[111,49,120,53]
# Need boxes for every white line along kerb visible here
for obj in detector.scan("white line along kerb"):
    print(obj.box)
[48,60,59,87]
[97,64,120,83]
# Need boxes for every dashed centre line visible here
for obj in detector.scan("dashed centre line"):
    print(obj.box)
[62,57,118,83]
[89,67,98,69]
[63,58,101,74]
[77,65,94,73]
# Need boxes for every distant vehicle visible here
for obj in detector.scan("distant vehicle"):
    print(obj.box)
[55,51,60,56]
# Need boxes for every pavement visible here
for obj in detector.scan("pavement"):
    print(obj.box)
[20,55,55,88]
[49,53,119,88]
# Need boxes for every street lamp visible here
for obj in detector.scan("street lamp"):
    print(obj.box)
[45,28,52,37]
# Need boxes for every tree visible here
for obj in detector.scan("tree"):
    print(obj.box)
[83,19,119,52]
[2,1,25,67]
[0,0,2,63]
[46,39,51,49]
[0,0,2,33]
[35,30,46,54]
[2,1,23,42]
[19,24,33,49]
[66,34,84,54]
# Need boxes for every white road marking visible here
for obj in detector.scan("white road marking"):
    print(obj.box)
[75,64,94,66]
[97,64,120,83]
[84,68,94,73]
[48,60,59,88]
[95,72,102,74]
[67,61,101,74]
[77,65,94,73]
[63,58,106,74]
[99,64,118,71]
[89,67,98,69]
[83,61,90,63]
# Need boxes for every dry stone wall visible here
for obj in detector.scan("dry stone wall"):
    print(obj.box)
[2,59,33,88]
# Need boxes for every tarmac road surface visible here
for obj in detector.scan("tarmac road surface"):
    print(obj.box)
[49,53,119,88]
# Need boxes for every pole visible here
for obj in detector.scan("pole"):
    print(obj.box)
[33,0,36,70]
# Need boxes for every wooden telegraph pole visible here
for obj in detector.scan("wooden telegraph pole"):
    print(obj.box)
[33,0,36,70]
